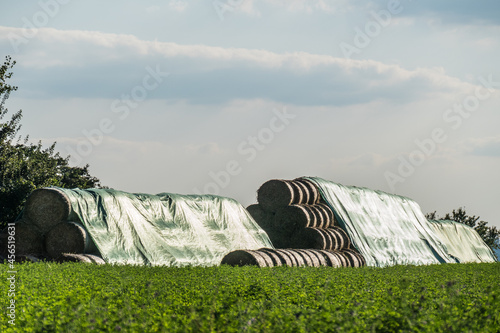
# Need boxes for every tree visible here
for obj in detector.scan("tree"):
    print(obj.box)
[0,56,102,229]
[426,207,500,253]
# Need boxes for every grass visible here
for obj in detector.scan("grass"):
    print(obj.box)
[1,262,499,332]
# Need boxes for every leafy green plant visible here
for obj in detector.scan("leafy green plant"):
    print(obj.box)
[1,262,499,332]
[0,56,102,228]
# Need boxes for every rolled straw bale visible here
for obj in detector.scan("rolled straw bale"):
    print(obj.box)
[315,203,336,227]
[293,178,320,204]
[83,254,106,265]
[286,250,306,267]
[293,249,314,267]
[45,222,98,259]
[258,248,283,266]
[246,204,275,230]
[56,253,93,263]
[257,250,277,267]
[24,188,72,233]
[343,249,366,267]
[55,253,105,264]
[275,204,335,230]
[274,249,296,267]
[221,250,272,267]
[257,179,300,212]
[274,205,317,230]
[324,250,350,267]
[338,251,356,267]
[308,205,328,229]
[296,249,321,267]
[337,251,356,267]
[318,250,343,268]
[293,180,310,204]
[306,249,329,267]
[292,227,350,250]
[328,227,351,250]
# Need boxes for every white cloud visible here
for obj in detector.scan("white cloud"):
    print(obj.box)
[168,0,188,12]
[259,0,350,14]
[0,26,484,106]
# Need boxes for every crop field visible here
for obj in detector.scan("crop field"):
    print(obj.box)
[1,262,499,332]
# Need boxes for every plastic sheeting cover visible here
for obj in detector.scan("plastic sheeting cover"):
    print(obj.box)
[428,220,497,263]
[308,177,456,267]
[55,188,273,266]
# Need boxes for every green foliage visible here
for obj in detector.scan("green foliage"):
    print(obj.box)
[427,208,500,252]
[0,56,102,228]
[1,262,499,332]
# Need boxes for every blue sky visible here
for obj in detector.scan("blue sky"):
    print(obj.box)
[1,0,499,228]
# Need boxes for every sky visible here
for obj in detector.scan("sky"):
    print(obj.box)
[0,0,499,228]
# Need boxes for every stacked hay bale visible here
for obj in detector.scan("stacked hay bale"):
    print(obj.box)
[221,248,366,268]
[0,188,104,264]
[244,178,365,268]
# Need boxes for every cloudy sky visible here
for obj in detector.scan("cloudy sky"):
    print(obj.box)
[1,0,499,228]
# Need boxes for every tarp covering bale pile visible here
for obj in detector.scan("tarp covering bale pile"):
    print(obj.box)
[244,178,365,267]
[308,177,457,267]
[2,187,273,266]
[428,219,497,263]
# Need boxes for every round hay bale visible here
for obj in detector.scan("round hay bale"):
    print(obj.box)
[318,250,343,268]
[258,248,283,266]
[336,251,353,267]
[274,205,318,231]
[319,227,350,250]
[293,178,320,204]
[255,250,277,267]
[333,227,351,249]
[324,250,350,267]
[4,222,45,255]
[257,179,299,213]
[292,228,336,250]
[56,253,94,263]
[273,249,295,267]
[296,249,321,267]
[343,249,366,267]
[84,254,106,265]
[315,203,336,227]
[307,205,327,228]
[221,250,271,267]
[246,204,275,230]
[293,249,314,267]
[24,188,72,233]
[286,250,306,267]
[313,203,336,229]
[307,249,329,267]
[45,222,98,259]
[277,249,299,267]
[338,251,356,267]
[297,227,350,250]
[293,180,310,204]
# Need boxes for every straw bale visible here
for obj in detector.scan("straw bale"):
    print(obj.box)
[45,222,98,259]
[24,188,72,233]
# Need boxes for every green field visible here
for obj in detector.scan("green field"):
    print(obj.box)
[1,262,499,332]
